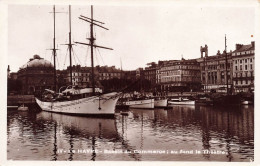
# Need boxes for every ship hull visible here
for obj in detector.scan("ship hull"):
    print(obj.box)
[35,92,120,116]
[154,99,168,107]
[168,100,195,105]
[212,94,241,106]
[124,99,154,109]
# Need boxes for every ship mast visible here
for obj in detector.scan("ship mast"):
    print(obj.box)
[225,34,229,95]
[61,5,73,86]
[69,5,73,86]
[52,5,57,92]
[90,6,95,95]
[76,5,113,95]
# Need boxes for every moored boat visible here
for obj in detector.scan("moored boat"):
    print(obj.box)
[212,94,241,106]
[35,6,121,116]
[124,98,154,109]
[17,104,29,111]
[36,87,120,116]
[195,97,213,106]
[154,97,168,108]
[241,100,253,105]
[168,97,195,105]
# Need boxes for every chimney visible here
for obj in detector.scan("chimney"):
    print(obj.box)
[251,41,255,48]
[236,44,242,50]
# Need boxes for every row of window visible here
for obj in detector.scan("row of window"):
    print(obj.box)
[161,65,199,71]
[72,72,121,77]
[233,50,254,56]
[161,75,200,82]
[234,79,253,85]
[233,71,254,78]
[205,63,231,70]
[234,64,253,71]
[234,58,254,64]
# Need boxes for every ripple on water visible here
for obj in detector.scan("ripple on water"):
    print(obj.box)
[7,106,254,161]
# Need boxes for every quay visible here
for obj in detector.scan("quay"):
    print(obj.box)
[7,95,35,106]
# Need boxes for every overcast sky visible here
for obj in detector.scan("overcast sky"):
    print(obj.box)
[8,3,255,72]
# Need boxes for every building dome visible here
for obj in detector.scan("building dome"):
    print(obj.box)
[20,54,54,69]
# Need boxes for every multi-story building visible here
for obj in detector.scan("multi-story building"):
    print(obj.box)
[232,41,255,92]
[97,65,122,81]
[61,65,122,88]
[144,62,157,88]
[197,44,233,93]
[157,58,201,92]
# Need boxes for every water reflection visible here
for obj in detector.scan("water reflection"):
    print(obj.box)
[7,105,254,161]
[36,111,120,161]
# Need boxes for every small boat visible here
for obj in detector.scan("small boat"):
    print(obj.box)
[116,98,130,109]
[168,97,195,105]
[17,104,28,111]
[241,100,253,105]
[195,97,213,106]
[124,98,154,109]
[154,97,168,108]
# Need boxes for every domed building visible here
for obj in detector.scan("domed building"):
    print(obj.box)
[17,55,54,95]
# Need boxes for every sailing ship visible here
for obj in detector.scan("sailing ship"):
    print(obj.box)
[35,5,121,117]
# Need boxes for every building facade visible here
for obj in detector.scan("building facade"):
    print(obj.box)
[157,58,201,92]
[17,55,54,95]
[60,65,122,88]
[197,43,233,93]
[232,42,255,92]
[144,62,157,88]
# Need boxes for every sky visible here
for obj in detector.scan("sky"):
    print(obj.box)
[7,3,255,72]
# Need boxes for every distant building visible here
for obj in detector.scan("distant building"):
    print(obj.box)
[123,70,137,80]
[97,65,122,80]
[144,62,157,89]
[197,43,233,93]
[157,58,201,92]
[10,72,18,80]
[17,55,54,95]
[7,65,11,79]
[61,65,123,88]
[232,41,255,92]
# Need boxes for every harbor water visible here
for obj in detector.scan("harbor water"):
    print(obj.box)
[7,105,254,161]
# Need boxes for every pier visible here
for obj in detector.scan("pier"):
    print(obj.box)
[7,95,35,106]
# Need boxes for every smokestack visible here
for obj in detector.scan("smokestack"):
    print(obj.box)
[236,44,242,50]
[251,41,255,48]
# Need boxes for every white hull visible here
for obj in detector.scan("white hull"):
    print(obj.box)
[241,100,253,105]
[154,99,168,107]
[168,100,195,105]
[17,106,29,111]
[35,92,120,116]
[124,99,154,109]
